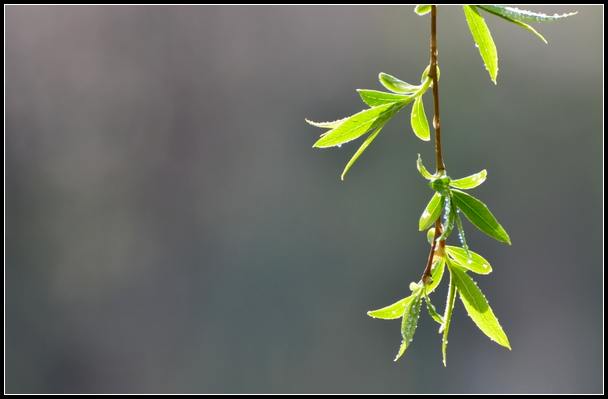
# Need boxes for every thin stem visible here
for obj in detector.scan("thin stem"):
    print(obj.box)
[422,5,446,284]
[430,5,445,173]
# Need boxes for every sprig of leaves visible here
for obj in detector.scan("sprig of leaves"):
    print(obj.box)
[463,5,576,83]
[308,5,575,365]
[307,67,437,180]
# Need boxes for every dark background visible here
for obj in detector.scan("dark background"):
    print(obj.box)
[5,5,603,394]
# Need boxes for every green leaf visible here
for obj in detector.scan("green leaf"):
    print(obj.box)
[446,245,492,275]
[378,72,420,94]
[424,293,444,325]
[367,295,413,320]
[449,169,487,190]
[425,257,446,295]
[463,5,498,84]
[357,89,414,107]
[419,192,443,231]
[340,126,382,181]
[312,103,400,148]
[441,269,457,366]
[453,211,471,258]
[410,96,430,141]
[478,5,577,23]
[451,189,511,245]
[437,192,455,242]
[414,5,432,16]
[305,116,349,129]
[416,154,434,180]
[450,264,511,349]
[395,291,423,361]
[478,6,548,44]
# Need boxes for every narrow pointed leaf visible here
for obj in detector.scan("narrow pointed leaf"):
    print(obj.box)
[340,126,382,181]
[379,72,420,94]
[464,5,498,84]
[305,116,349,129]
[446,245,492,275]
[367,295,413,320]
[357,89,414,107]
[451,189,511,245]
[395,292,422,361]
[419,192,443,231]
[313,103,399,148]
[478,6,548,44]
[416,153,434,180]
[414,5,432,16]
[437,193,455,242]
[449,169,487,190]
[450,265,511,349]
[478,5,577,23]
[410,96,430,141]
[424,293,444,325]
[454,211,472,262]
[441,269,457,366]
[425,257,446,295]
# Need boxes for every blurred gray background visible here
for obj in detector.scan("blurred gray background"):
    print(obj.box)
[5,5,603,394]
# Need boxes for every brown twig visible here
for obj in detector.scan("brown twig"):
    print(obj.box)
[422,5,446,284]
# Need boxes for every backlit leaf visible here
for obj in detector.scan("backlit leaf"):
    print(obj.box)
[449,169,487,190]
[425,257,446,295]
[357,89,414,107]
[340,126,382,181]
[451,189,511,244]
[410,96,430,141]
[379,72,420,94]
[478,5,577,23]
[305,116,349,129]
[416,153,434,180]
[419,192,443,231]
[450,264,511,349]
[478,6,548,44]
[367,295,413,320]
[414,5,432,16]
[464,5,498,84]
[313,103,401,148]
[446,245,492,275]
[441,269,457,366]
[395,291,423,361]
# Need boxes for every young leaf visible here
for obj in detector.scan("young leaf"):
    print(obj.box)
[419,192,443,231]
[463,5,498,84]
[453,210,471,260]
[378,72,420,94]
[437,192,455,242]
[477,6,548,44]
[478,5,577,23]
[449,169,487,190]
[305,116,349,130]
[424,293,444,325]
[410,96,430,141]
[416,153,434,180]
[313,103,400,148]
[425,257,446,295]
[414,5,432,16]
[451,189,511,245]
[357,90,414,107]
[367,295,413,320]
[445,245,492,275]
[341,126,382,181]
[450,265,511,349]
[441,269,457,366]
[395,291,423,361]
